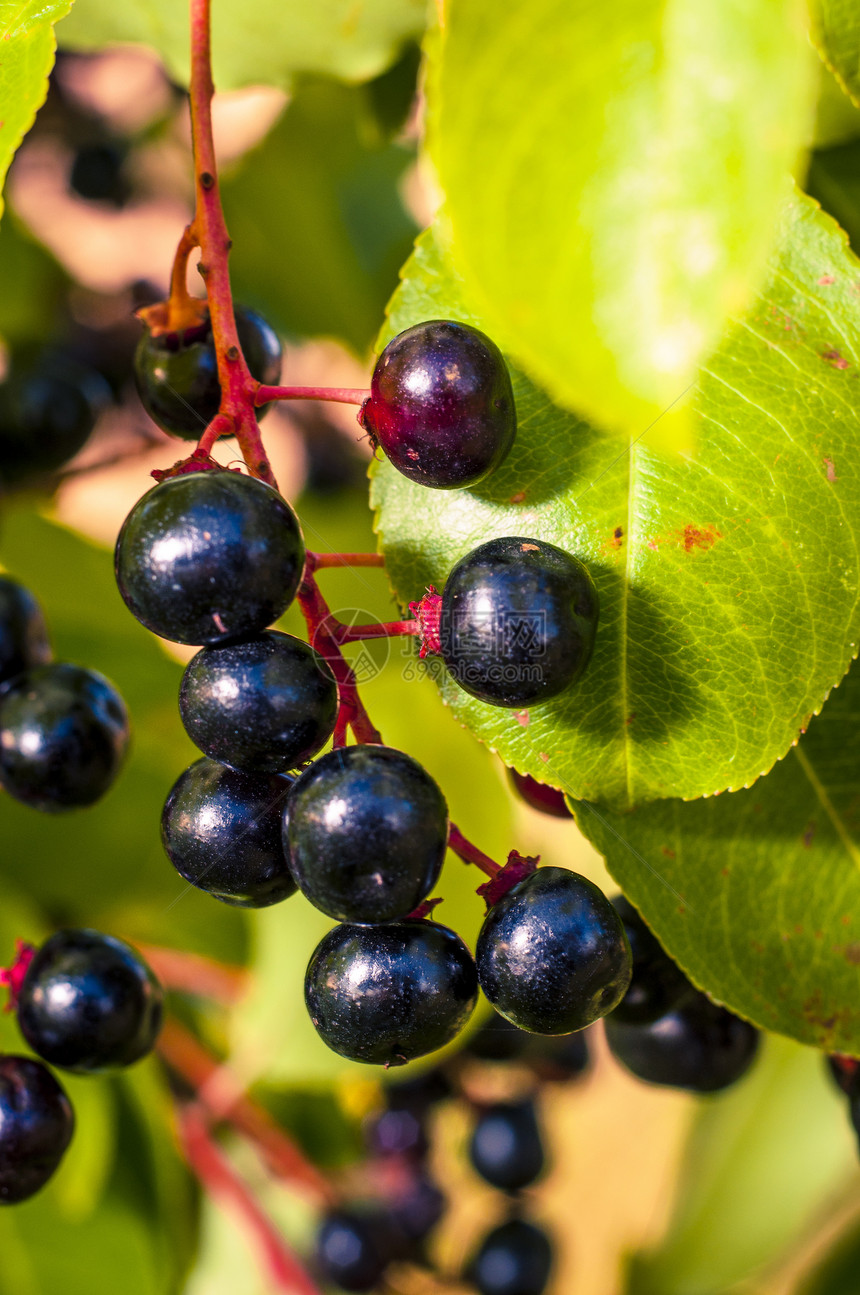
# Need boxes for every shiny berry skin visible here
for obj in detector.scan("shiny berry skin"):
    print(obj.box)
[476,867,631,1034]
[507,769,572,819]
[467,1217,554,1295]
[0,663,129,811]
[114,470,305,646]
[315,1210,396,1292]
[469,1100,545,1192]
[360,320,516,490]
[604,989,760,1093]
[134,306,282,440]
[285,745,448,923]
[0,354,109,486]
[609,895,691,1025]
[16,929,163,1074]
[179,631,338,773]
[305,919,478,1065]
[161,758,296,907]
[439,537,599,707]
[0,577,51,690]
[0,1056,74,1204]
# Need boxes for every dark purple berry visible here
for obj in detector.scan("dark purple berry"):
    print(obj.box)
[439,537,598,707]
[0,663,129,811]
[476,867,631,1034]
[366,1105,428,1160]
[388,1172,445,1247]
[134,305,282,440]
[604,990,760,1093]
[0,576,51,689]
[609,895,691,1025]
[507,769,572,818]
[16,929,163,1074]
[161,758,296,907]
[467,1217,554,1295]
[469,1100,545,1192]
[284,745,448,923]
[179,630,338,773]
[305,919,478,1066]
[360,320,516,489]
[315,1209,396,1292]
[0,1056,74,1204]
[0,353,109,486]
[114,470,305,646]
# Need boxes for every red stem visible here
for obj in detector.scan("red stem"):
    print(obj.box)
[158,1017,336,1207]
[187,0,276,487]
[297,569,382,745]
[447,824,501,878]
[177,1105,323,1295]
[256,386,370,407]
[328,619,418,645]
[139,944,248,1003]
[308,552,385,570]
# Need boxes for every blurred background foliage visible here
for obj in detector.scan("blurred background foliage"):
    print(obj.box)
[0,3,858,1294]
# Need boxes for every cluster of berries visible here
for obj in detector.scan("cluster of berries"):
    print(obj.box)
[0,929,162,1203]
[0,575,128,811]
[0,350,109,491]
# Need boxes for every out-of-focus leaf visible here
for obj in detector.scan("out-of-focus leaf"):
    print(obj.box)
[814,1,860,107]
[798,1217,860,1294]
[0,215,67,345]
[0,1,73,223]
[0,504,249,965]
[626,1037,856,1295]
[57,0,426,91]
[222,77,417,354]
[813,63,860,147]
[372,198,860,810]
[807,138,860,251]
[427,0,815,446]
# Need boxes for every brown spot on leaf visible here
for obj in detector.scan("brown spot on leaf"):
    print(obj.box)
[681,524,721,552]
[818,275,836,285]
[846,943,860,965]
[509,491,526,504]
[824,457,838,482]
[661,846,676,859]
[821,348,850,369]
[803,822,816,848]
[514,710,530,728]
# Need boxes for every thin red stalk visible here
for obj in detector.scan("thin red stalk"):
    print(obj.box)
[158,1017,335,1206]
[188,0,276,486]
[447,824,501,878]
[256,386,370,407]
[297,571,382,745]
[328,619,418,645]
[177,1105,323,1295]
[308,552,385,570]
[139,945,248,1003]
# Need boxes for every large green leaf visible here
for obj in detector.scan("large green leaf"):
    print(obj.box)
[0,1,74,223]
[573,653,860,1053]
[57,0,425,91]
[626,1037,855,1294]
[426,0,815,444]
[814,1,860,107]
[371,195,860,809]
[222,77,417,354]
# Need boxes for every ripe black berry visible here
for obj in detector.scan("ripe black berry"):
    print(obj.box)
[469,1100,545,1192]
[507,769,572,819]
[0,1055,74,1204]
[114,470,305,645]
[162,758,296,907]
[438,537,599,707]
[476,867,631,1034]
[179,631,338,773]
[366,1104,428,1160]
[604,989,760,1093]
[134,306,282,440]
[467,1217,554,1295]
[0,663,129,811]
[609,895,691,1025]
[315,1209,395,1292]
[16,929,163,1073]
[360,320,516,489]
[388,1173,446,1247]
[285,745,448,923]
[0,354,109,486]
[305,919,478,1065]
[0,576,52,689]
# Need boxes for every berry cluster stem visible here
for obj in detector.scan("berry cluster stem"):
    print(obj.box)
[448,824,501,878]
[255,386,371,407]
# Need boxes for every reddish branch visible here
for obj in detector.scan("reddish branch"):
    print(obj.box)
[158,1017,336,1207]
[310,553,386,570]
[139,944,248,1003]
[255,386,370,407]
[447,825,501,879]
[177,1105,323,1295]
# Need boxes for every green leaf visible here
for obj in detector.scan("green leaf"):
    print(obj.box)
[371,195,860,809]
[0,0,74,223]
[57,0,425,91]
[427,0,816,444]
[572,653,860,1053]
[813,1,860,107]
[222,77,418,354]
[626,1037,855,1294]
